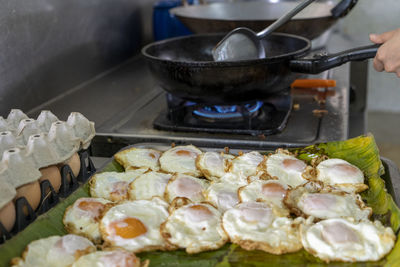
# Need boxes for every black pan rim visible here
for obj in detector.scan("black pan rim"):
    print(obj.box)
[169,2,335,20]
[141,32,312,67]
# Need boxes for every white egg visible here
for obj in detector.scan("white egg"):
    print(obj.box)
[89,169,147,202]
[71,249,141,267]
[128,171,172,200]
[100,197,172,253]
[222,202,303,255]
[196,151,234,180]
[266,152,308,188]
[316,159,367,193]
[284,183,372,221]
[63,197,111,243]
[114,147,161,171]
[161,202,228,254]
[205,180,241,212]
[11,235,96,267]
[230,151,265,178]
[238,180,290,216]
[164,173,209,203]
[301,218,396,262]
[159,145,203,177]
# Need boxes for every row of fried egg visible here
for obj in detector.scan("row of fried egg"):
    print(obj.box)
[75,145,396,263]
[13,144,396,266]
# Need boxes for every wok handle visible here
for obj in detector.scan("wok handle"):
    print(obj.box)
[331,0,358,18]
[289,44,380,74]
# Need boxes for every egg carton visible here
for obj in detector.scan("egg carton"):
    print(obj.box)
[0,149,96,244]
[0,109,95,148]
[0,110,95,169]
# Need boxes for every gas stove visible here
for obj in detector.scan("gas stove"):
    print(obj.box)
[89,62,352,157]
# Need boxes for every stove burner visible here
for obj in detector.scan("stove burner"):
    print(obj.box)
[192,101,264,120]
[154,92,293,136]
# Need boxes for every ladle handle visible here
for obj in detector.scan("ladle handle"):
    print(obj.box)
[257,0,316,38]
[289,44,380,74]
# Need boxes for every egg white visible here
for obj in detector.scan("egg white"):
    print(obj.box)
[11,235,96,267]
[114,147,161,171]
[205,180,241,212]
[100,197,171,253]
[161,202,228,254]
[230,151,265,178]
[238,180,290,217]
[89,169,147,202]
[301,218,396,262]
[159,145,203,177]
[316,158,367,193]
[196,151,234,180]
[266,152,308,188]
[71,249,141,267]
[63,197,111,243]
[164,173,209,203]
[128,171,172,200]
[222,202,303,255]
[284,183,372,221]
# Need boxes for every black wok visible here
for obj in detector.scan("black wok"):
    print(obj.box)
[170,0,358,40]
[141,32,378,104]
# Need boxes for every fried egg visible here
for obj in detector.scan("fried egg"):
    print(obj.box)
[164,173,209,203]
[316,158,368,193]
[284,184,372,221]
[159,145,202,177]
[89,169,147,201]
[11,235,96,267]
[222,202,303,255]
[100,197,172,252]
[301,218,396,262]
[196,151,235,180]
[63,197,111,243]
[266,151,308,188]
[161,202,228,254]
[230,151,265,178]
[238,180,290,216]
[219,172,248,186]
[128,171,172,200]
[205,180,241,212]
[114,147,161,171]
[71,249,141,267]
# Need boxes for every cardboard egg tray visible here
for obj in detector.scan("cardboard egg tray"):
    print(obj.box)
[0,110,96,244]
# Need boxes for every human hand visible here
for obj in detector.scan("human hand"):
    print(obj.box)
[369,28,400,77]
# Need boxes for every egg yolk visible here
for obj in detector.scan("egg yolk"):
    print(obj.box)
[78,200,105,219]
[187,205,214,222]
[302,194,336,211]
[175,149,197,158]
[283,158,306,172]
[109,217,147,239]
[262,183,287,198]
[101,251,140,267]
[175,177,202,198]
[240,203,272,224]
[110,181,128,199]
[331,163,360,176]
[321,222,360,245]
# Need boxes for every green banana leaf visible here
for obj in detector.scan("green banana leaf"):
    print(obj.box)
[0,135,399,267]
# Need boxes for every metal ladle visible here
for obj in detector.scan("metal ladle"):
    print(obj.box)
[212,0,316,61]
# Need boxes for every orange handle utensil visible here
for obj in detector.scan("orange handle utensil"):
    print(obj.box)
[290,79,336,89]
